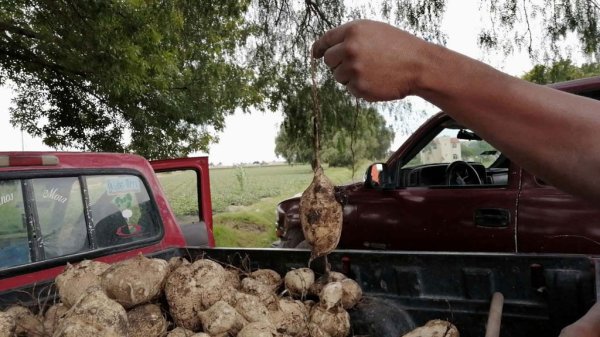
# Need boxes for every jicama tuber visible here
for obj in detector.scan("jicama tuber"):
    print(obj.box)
[284,268,315,298]
[165,258,227,330]
[100,254,169,308]
[268,297,309,336]
[301,57,344,262]
[250,269,282,292]
[43,303,68,336]
[5,305,43,337]
[237,321,277,337]
[401,319,460,337]
[55,260,110,308]
[0,311,15,337]
[299,166,343,260]
[126,304,167,337]
[53,286,128,337]
[234,292,270,323]
[197,300,247,336]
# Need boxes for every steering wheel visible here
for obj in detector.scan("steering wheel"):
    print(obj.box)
[445,161,482,186]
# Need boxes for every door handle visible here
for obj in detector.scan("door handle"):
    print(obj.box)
[474,208,510,228]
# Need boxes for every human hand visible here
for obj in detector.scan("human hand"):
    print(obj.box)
[559,302,600,337]
[311,20,433,102]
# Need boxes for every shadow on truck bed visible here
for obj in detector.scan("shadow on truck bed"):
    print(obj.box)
[1,248,597,337]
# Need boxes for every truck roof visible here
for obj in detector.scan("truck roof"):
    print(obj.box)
[0,151,155,172]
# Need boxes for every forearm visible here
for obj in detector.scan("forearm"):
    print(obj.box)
[417,44,600,202]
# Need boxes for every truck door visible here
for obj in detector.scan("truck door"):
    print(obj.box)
[517,172,600,254]
[345,118,519,252]
[150,157,214,247]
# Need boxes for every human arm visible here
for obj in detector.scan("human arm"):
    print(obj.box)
[312,20,600,203]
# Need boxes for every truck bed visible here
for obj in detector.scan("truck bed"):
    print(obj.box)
[2,248,597,337]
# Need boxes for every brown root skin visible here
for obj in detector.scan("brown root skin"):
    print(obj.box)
[237,321,277,337]
[167,257,190,274]
[6,305,44,337]
[165,258,227,331]
[241,277,279,310]
[309,272,347,297]
[55,260,110,308]
[269,298,310,336]
[127,304,167,337]
[299,167,343,259]
[54,286,128,337]
[309,305,351,337]
[401,319,460,337]
[340,278,362,309]
[198,300,247,336]
[101,254,169,309]
[167,327,210,337]
[0,311,15,337]
[224,268,242,290]
[234,292,270,323]
[43,303,68,336]
[320,282,343,311]
[284,268,315,299]
[250,269,282,292]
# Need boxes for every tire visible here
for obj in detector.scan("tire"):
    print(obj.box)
[279,227,305,248]
[295,240,310,249]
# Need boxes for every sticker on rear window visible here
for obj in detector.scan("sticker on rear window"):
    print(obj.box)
[0,193,14,206]
[106,177,141,195]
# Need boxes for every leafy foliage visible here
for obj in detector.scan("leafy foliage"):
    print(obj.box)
[522,59,600,84]
[274,77,394,169]
[1,0,260,158]
[2,0,600,159]
[478,0,600,59]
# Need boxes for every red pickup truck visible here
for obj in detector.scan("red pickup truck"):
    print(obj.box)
[276,76,600,254]
[0,153,597,337]
[0,152,214,290]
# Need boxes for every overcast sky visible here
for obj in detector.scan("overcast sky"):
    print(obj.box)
[0,0,581,165]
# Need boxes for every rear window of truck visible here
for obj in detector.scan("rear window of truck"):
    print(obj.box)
[0,174,160,270]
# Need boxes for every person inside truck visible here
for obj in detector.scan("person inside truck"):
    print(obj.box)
[312,19,600,337]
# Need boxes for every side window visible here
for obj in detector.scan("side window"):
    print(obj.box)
[32,177,89,258]
[155,170,201,225]
[0,180,30,269]
[402,128,506,187]
[155,169,208,247]
[86,175,160,248]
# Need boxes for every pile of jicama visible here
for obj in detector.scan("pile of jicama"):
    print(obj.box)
[0,254,364,337]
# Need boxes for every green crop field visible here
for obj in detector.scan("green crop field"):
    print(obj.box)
[158,163,369,248]
[210,163,369,247]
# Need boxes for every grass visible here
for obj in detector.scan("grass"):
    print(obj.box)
[208,163,369,247]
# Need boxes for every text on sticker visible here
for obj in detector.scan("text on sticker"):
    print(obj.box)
[0,193,14,206]
[43,188,67,204]
[106,177,141,195]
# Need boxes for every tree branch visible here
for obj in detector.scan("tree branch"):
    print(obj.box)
[0,45,88,77]
[304,0,334,29]
[522,0,533,55]
[0,21,41,40]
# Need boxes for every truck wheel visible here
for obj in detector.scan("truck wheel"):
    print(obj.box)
[349,297,415,336]
[280,227,305,248]
[295,240,310,249]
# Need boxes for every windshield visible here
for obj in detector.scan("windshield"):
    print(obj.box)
[404,128,501,169]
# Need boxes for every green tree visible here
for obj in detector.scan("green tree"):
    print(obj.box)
[3,0,600,159]
[1,0,260,158]
[522,59,600,84]
[274,78,394,170]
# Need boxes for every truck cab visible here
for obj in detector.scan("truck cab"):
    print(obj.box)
[0,152,213,291]
[277,76,600,254]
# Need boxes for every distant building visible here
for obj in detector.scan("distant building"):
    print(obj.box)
[420,136,461,164]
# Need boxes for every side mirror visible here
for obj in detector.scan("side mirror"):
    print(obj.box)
[364,163,388,189]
